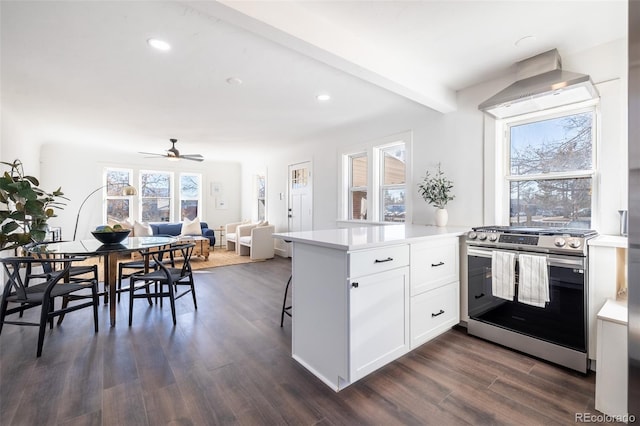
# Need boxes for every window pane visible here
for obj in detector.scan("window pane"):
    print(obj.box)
[351,190,368,220]
[106,199,130,222]
[382,146,405,185]
[291,168,308,189]
[142,199,170,222]
[181,200,198,220]
[106,170,131,196]
[382,189,405,222]
[510,112,593,175]
[141,171,171,222]
[180,175,200,198]
[509,178,592,228]
[351,155,368,187]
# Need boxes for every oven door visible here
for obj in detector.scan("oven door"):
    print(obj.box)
[467,246,587,352]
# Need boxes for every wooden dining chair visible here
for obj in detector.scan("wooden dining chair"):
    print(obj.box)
[128,243,197,326]
[116,244,172,303]
[0,256,99,357]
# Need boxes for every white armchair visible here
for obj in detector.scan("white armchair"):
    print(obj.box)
[238,223,275,260]
[225,221,248,252]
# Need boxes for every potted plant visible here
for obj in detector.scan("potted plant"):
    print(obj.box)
[417,162,454,227]
[0,160,66,251]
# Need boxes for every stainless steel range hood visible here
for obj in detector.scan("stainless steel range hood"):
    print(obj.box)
[479,49,599,119]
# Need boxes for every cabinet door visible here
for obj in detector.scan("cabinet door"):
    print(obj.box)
[350,267,409,381]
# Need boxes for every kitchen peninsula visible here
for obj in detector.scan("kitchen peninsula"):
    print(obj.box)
[274,224,469,391]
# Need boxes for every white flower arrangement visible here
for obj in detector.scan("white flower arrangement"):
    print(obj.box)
[417,163,454,209]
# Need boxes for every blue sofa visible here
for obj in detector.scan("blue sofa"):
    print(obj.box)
[149,222,215,246]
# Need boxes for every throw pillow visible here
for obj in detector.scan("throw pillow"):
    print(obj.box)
[180,217,202,236]
[133,220,153,237]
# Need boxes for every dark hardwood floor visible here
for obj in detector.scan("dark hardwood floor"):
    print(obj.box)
[1,256,608,425]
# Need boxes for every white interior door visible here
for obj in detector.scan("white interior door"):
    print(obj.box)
[288,161,312,232]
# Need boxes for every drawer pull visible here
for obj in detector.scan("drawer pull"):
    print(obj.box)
[374,257,394,263]
[474,293,485,299]
[431,261,445,267]
[431,309,445,318]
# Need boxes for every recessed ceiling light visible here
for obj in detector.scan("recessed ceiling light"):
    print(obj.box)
[147,38,171,51]
[316,94,331,101]
[226,77,243,85]
[514,35,536,47]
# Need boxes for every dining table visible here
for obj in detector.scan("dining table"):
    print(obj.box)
[27,236,176,326]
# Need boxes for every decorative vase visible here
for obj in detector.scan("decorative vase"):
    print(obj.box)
[435,208,448,227]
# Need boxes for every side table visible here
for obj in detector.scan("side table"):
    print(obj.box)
[215,226,225,248]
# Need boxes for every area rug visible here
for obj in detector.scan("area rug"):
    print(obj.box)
[76,247,256,277]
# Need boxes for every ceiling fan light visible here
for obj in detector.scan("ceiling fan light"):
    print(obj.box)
[167,156,180,162]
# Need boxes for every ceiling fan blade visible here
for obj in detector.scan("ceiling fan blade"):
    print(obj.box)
[181,154,204,158]
[181,156,204,162]
[138,151,165,157]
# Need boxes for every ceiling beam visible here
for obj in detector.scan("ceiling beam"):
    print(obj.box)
[185,1,457,113]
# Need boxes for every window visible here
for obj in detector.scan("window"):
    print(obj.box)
[505,108,595,228]
[342,132,410,223]
[105,168,133,222]
[349,153,368,220]
[380,144,406,222]
[140,170,173,222]
[256,175,266,221]
[179,173,201,220]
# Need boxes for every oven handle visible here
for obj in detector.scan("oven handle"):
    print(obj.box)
[467,247,586,269]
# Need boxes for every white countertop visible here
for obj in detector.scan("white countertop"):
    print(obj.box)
[597,298,628,325]
[588,235,628,248]
[274,224,470,251]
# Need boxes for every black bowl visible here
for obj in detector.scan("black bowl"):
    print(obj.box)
[91,230,131,244]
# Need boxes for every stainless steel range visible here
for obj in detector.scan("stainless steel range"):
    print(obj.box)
[466,226,597,373]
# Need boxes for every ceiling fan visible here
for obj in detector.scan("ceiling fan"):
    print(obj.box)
[139,139,204,162]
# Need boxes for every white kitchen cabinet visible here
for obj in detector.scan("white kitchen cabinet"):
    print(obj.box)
[409,237,460,349]
[278,225,467,392]
[410,281,459,348]
[350,266,409,381]
[595,299,628,417]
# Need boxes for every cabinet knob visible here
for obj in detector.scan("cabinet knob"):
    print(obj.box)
[352,282,359,288]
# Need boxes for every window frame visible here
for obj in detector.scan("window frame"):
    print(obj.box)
[348,152,369,220]
[103,167,134,224]
[499,103,599,227]
[340,131,412,223]
[139,169,174,223]
[378,142,407,222]
[178,172,202,221]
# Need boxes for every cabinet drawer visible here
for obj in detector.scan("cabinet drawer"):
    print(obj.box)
[410,238,458,295]
[410,282,459,349]
[349,244,409,278]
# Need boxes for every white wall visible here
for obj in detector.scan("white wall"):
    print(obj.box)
[249,38,628,242]
[39,143,241,240]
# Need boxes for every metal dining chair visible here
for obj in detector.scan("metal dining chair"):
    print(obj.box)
[0,256,99,357]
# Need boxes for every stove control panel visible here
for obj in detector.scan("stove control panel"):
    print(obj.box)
[498,234,539,245]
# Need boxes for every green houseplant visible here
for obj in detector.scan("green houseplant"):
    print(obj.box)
[0,160,66,250]
[417,163,454,226]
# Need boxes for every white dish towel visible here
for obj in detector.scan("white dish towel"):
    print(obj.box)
[491,251,516,301]
[518,254,550,308]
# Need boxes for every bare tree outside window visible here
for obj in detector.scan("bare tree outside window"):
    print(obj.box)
[508,110,594,228]
[141,171,172,222]
[105,168,132,222]
[180,174,200,220]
